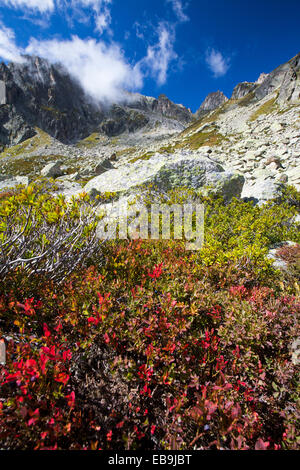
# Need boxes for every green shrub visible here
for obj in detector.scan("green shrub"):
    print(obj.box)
[0,183,103,283]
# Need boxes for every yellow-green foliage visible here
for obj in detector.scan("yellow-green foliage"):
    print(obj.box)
[137,185,300,287]
[90,190,118,203]
[157,146,175,154]
[183,129,226,149]
[3,154,66,176]
[0,183,102,282]
[0,183,95,228]
[180,114,219,138]
[113,148,137,159]
[172,127,227,151]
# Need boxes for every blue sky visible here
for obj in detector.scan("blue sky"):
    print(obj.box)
[0,0,299,111]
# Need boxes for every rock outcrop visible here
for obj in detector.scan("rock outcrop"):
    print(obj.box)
[0,105,36,148]
[99,106,149,137]
[0,56,104,144]
[256,73,269,84]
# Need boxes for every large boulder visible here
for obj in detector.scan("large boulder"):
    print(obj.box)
[51,180,83,200]
[241,178,285,203]
[41,161,63,178]
[94,158,115,176]
[0,175,28,191]
[203,171,245,201]
[84,153,244,201]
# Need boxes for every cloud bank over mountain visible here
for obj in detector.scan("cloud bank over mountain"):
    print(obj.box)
[0,0,192,102]
[0,0,234,105]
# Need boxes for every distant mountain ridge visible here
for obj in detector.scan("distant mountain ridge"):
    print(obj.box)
[0,55,193,147]
[195,52,300,117]
[0,52,300,151]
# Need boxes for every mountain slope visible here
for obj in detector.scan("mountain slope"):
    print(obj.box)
[0,52,299,203]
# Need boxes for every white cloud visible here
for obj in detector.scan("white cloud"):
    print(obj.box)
[166,0,189,23]
[205,48,230,78]
[71,0,112,34]
[0,0,55,13]
[0,20,178,101]
[134,21,146,41]
[138,23,177,86]
[0,22,25,62]
[1,0,112,34]
[25,35,143,103]
[0,1,183,102]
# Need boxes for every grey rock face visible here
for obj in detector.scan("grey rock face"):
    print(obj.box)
[125,93,193,125]
[195,91,228,118]
[0,56,104,145]
[0,105,36,147]
[152,94,192,124]
[0,80,6,105]
[99,106,149,137]
[1,51,299,208]
[256,73,269,85]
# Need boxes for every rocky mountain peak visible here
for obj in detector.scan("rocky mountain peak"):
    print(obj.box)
[195,91,228,118]
[230,72,270,101]
[1,50,300,204]
[255,52,300,103]
[231,82,257,100]
[200,90,228,111]
[256,72,269,84]
[158,94,169,101]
